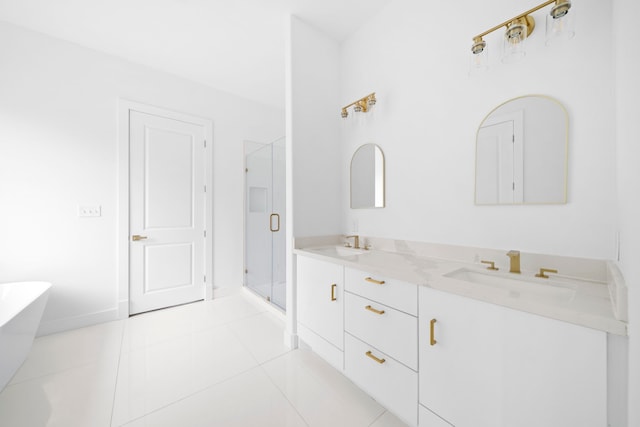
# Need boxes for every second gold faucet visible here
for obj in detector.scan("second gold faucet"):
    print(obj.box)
[506,250,521,274]
[345,235,360,249]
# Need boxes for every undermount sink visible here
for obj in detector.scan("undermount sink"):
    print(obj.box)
[445,268,576,303]
[308,245,370,257]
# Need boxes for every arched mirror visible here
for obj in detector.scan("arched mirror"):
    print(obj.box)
[351,143,385,208]
[475,95,568,205]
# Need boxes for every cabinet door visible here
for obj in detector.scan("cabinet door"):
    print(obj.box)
[419,287,502,427]
[419,286,606,427]
[297,256,344,350]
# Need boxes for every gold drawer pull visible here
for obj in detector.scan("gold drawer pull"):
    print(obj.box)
[330,284,337,301]
[365,277,385,285]
[430,318,437,346]
[365,351,386,364]
[365,305,385,315]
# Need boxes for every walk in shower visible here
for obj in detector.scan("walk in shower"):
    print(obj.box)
[244,137,286,310]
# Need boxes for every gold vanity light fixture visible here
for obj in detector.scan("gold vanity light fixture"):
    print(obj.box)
[341,92,376,118]
[470,0,573,68]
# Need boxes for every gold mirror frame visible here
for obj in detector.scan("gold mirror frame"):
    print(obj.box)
[474,94,569,205]
[350,143,385,209]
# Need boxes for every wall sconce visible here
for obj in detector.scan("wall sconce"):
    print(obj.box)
[341,93,376,118]
[470,0,574,69]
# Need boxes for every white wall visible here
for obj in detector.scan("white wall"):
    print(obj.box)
[285,16,342,346]
[289,18,343,238]
[0,22,283,333]
[339,0,616,261]
[613,0,640,425]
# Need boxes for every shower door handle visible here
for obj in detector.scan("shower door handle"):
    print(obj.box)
[269,213,280,232]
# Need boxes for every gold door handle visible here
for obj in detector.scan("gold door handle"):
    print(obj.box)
[365,277,385,285]
[430,318,437,346]
[131,235,148,241]
[365,305,385,315]
[365,351,386,364]
[330,284,337,301]
[269,213,280,232]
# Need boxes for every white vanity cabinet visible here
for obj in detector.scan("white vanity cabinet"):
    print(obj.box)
[344,268,419,427]
[418,286,607,427]
[296,255,344,370]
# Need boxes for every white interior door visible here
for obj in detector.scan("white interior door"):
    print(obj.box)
[476,120,516,204]
[129,110,206,315]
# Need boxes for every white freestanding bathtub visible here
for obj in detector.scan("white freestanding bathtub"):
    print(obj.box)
[0,281,51,391]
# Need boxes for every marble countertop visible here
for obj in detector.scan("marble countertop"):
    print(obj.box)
[294,244,627,336]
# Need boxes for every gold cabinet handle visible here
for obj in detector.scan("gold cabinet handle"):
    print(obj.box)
[131,235,148,241]
[330,284,337,301]
[430,318,437,346]
[365,351,386,364]
[365,305,385,315]
[365,277,385,285]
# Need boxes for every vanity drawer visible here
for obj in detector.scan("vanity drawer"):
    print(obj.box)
[345,267,418,315]
[345,291,418,370]
[345,333,418,427]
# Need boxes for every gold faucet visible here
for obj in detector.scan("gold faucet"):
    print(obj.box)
[506,250,521,274]
[345,235,360,249]
[535,268,558,279]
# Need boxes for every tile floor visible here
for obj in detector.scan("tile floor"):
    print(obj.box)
[0,292,409,427]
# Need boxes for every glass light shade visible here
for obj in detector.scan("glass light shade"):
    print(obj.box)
[546,4,575,45]
[502,20,528,63]
[470,48,489,73]
[469,38,488,73]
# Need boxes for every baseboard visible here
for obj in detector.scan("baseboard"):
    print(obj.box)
[284,329,299,349]
[36,308,120,336]
[118,299,129,319]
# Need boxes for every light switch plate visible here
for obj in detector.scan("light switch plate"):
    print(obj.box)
[78,205,101,217]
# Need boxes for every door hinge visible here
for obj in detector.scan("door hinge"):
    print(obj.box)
[204,230,207,237]
[204,185,206,193]
[245,269,248,274]
[512,134,515,143]
[204,275,206,282]
[512,182,515,190]
[245,168,248,173]
[204,140,207,148]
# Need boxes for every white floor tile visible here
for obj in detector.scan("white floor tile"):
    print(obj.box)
[0,294,410,427]
[121,294,266,352]
[121,367,307,427]
[262,349,386,427]
[10,320,124,385]
[228,311,291,364]
[369,411,411,427]
[112,325,258,426]
[0,359,118,427]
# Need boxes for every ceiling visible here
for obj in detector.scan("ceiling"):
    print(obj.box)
[0,0,392,109]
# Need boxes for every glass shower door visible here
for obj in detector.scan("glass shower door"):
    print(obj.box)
[245,138,286,310]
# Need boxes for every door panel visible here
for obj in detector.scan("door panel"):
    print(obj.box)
[144,243,193,292]
[145,127,194,228]
[476,121,514,204]
[130,110,205,315]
